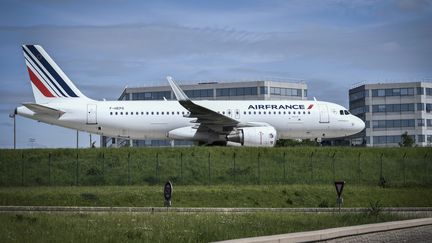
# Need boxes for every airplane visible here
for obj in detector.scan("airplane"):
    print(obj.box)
[15,45,365,147]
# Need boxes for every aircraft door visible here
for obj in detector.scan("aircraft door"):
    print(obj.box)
[87,104,97,124]
[318,104,329,123]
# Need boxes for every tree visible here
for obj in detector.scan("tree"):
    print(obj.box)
[399,132,414,147]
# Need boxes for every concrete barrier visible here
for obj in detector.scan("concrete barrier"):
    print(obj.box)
[214,218,432,243]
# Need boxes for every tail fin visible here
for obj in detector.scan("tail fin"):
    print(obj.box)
[22,45,89,104]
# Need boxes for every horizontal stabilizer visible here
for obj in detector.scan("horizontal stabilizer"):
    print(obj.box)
[22,103,65,117]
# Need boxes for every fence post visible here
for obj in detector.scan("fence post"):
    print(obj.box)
[233,152,236,184]
[180,152,183,183]
[102,152,105,177]
[257,152,261,185]
[48,153,51,186]
[128,152,131,185]
[402,152,407,185]
[21,152,24,186]
[310,151,314,183]
[357,152,361,185]
[379,153,384,187]
[208,152,211,185]
[425,153,429,185]
[75,152,79,186]
[332,152,336,182]
[156,153,159,184]
[283,152,286,183]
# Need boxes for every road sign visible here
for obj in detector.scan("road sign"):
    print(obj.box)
[334,181,345,198]
[164,181,173,201]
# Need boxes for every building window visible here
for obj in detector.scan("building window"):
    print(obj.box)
[417,103,424,111]
[426,88,432,96]
[216,87,258,97]
[417,87,424,95]
[349,90,366,101]
[427,119,432,127]
[418,135,425,142]
[417,119,425,127]
[132,91,171,100]
[269,87,302,96]
[184,89,213,98]
[372,88,414,97]
[426,104,432,113]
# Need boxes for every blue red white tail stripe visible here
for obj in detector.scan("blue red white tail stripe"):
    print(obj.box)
[22,45,80,98]
[24,55,62,97]
[26,45,78,97]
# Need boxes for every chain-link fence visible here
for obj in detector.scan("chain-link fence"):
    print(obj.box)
[0,147,430,187]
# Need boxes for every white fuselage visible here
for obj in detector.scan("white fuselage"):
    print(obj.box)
[17,99,365,141]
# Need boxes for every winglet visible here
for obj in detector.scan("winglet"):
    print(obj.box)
[167,76,189,101]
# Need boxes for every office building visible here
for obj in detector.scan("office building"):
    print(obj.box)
[349,81,432,147]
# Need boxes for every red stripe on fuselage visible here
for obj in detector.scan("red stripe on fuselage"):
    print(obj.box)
[27,66,55,97]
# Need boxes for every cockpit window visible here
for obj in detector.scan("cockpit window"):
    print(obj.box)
[339,110,344,115]
[344,110,350,115]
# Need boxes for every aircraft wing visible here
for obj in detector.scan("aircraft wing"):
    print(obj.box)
[167,76,239,132]
[22,103,65,118]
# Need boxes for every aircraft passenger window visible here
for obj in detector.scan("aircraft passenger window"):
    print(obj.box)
[182,112,185,115]
[146,112,149,115]
[156,112,159,115]
[172,112,174,115]
[222,111,225,114]
[249,111,251,115]
[254,111,256,114]
[273,111,276,114]
[120,112,123,115]
[115,112,118,115]
[308,111,310,114]
[278,111,281,114]
[110,112,112,115]
[344,110,350,115]
[283,111,286,114]
[166,111,169,115]
[151,112,154,115]
[136,112,138,115]
[340,110,344,115]
[263,111,266,114]
[303,111,306,114]
[141,112,144,115]
[161,112,164,115]
[243,111,246,115]
[293,111,296,114]
[258,111,261,114]
[126,112,128,115]
[177,112,180,115]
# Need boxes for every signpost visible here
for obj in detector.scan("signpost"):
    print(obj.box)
[334,181,345,213]
[164,181,173,207]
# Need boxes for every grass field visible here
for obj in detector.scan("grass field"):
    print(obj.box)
[1,185,431,207]
[1,147,431,187]
[0,212,413,242]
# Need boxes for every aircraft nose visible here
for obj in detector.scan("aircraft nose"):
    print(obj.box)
[353,116,365,133]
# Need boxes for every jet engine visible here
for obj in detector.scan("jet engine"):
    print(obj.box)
[226,126,277,147]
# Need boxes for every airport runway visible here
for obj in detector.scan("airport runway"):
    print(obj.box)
[1,206,431,216]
